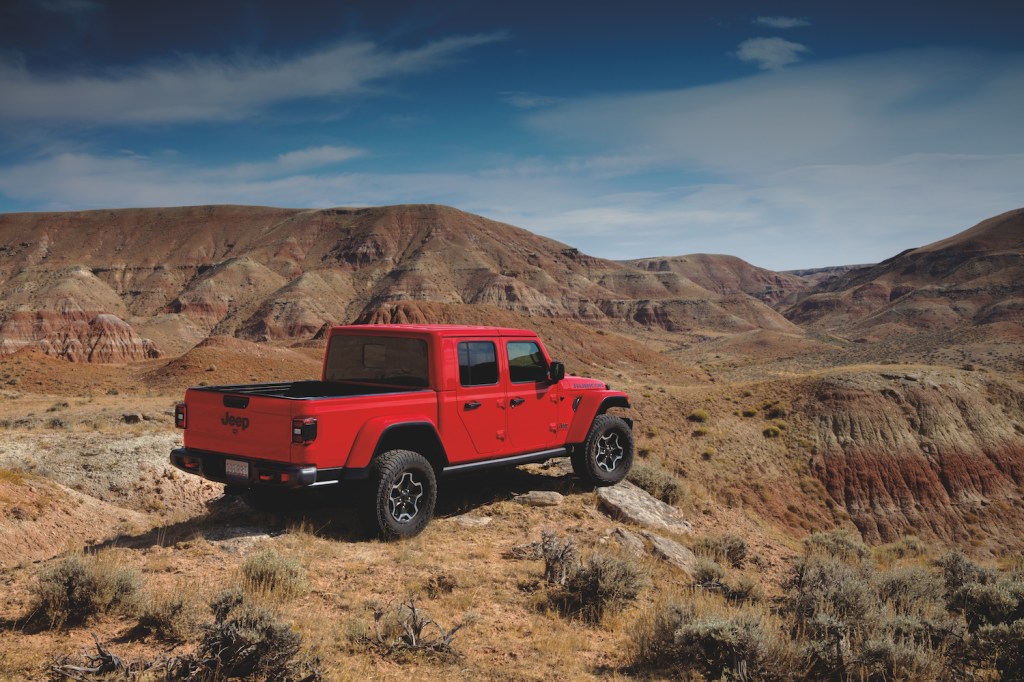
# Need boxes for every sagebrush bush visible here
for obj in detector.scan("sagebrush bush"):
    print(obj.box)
[694,534,749,568]
[785,555,875,633]
[628,462,684,505]
[693,558,726,587]
[803,528,870,563]
[137,592,199,642]
[937,551,997,595]
[542,537,646,623]
[34,553,140,627]
[364,597,475,660]
[633,600,805,680]
[875,566,944,616]
[176,592,319,681]
[688,410,709,423]
[241,549,306,598]
[950,580,1024,630]
[763,425,782,438]
[875,535,929,563]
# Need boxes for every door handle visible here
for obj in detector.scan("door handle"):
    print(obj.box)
[510,397,526,408]
[464,401,481,411]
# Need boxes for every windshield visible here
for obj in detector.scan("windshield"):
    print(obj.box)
[324,335,429,387]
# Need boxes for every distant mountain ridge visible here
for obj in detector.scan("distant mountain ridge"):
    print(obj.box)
[0,204,797,361]
[783,208,1024,338]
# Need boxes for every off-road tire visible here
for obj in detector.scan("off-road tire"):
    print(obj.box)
[572,414,634,486]
[366,449,437,540]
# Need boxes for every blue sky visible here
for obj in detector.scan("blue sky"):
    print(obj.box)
[0,0,1021,270]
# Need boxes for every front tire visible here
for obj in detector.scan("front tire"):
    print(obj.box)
[572,414,634,486]
[367,449,437,540]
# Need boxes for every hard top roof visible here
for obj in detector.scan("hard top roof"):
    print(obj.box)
[329,324,538,338]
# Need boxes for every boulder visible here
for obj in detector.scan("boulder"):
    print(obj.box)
[514,490,563,507]
[596,481,692,534]
[610,527,646,557]
[642,531,697,576]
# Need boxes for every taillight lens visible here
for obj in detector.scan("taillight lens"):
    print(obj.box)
[292,417,317,444]
[175,403,187,429]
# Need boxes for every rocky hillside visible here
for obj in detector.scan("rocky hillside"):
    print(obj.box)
[625,253,811,306]
[784,208,1024,337]
[0,204,798,361]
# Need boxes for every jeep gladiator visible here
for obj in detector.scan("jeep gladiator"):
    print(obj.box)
[171,324,633,538]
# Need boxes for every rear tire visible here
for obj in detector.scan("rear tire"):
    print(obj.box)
[573,414,634,486]
[366,449,437,540]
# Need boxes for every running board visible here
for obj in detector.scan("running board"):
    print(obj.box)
[442,448,568,475]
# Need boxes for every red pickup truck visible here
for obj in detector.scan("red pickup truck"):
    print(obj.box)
[171,324,633,539]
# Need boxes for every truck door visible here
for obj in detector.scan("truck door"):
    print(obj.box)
[504,340,561,453]
[454,340,507,456]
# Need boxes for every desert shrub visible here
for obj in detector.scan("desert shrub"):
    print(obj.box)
[695,534,749,568]
[784,555,875,633]
[628,462,684,505]
[241,549,306,598]
[560,552,647,622]
[875,566,944,616]
[34,553,140,628]
[875,535,929,563]
[803,528,870,563]
[724,575,764,604]
[950,580,1024,630]
[633,601,805,680]
[364,597,475,660]
[137,592,199,642]
[541,531,579,586]
[765,403,788,419]
[174,593,321,681]
[974,620,1024,681]
[741,408,758,418]
[763,426,782,438]
[693,558,726,588]
[858,635,947,681]
[691,426,709,437]
[937,551,996,595]
[688,410,709,423]
[701,447,716,460]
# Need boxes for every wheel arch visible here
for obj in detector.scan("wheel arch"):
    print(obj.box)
[373,422,448,472]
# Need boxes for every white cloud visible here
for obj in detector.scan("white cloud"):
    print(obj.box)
[499,92,564,109]
[3,49,1023,271]
[754,16,810,29]
[736,37,809,70]
[527,50,1024,174]
[0,33,503,124]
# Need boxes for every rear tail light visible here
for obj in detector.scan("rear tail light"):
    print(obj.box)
[182,455,201,470]
[175,403,187,429]
[292,417,317,444]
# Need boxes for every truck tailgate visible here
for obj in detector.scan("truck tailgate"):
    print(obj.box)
[183,390,296,462]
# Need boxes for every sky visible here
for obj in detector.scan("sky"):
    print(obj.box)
[0,0,1022,270]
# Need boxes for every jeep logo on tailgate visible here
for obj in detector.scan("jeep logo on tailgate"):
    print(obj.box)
[221,412,250,433]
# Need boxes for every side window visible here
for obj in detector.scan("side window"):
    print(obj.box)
[507,341,548,383]
[458,342,498,387]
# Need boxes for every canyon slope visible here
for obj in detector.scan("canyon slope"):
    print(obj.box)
[0,204,798,361]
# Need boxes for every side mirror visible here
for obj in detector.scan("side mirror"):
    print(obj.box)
[548,361,565,383]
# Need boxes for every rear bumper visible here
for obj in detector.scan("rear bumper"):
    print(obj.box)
[169,448,365,488]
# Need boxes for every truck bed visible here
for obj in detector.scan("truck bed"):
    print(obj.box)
[192,380,427,400]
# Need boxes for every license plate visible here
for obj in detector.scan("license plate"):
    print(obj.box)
[225,459,249,479]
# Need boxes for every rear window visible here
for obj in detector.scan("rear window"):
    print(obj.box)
[458,341,498,386]
[325,335,429,387]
